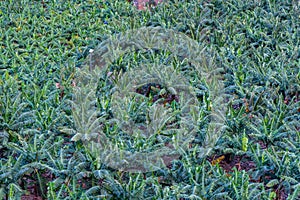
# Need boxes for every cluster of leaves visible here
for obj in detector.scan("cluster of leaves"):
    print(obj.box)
[0,0,299,199]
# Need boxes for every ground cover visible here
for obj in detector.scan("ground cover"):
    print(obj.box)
[0,0,299,199]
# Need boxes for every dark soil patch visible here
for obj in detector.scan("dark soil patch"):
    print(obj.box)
[208,153,256,173]
[136,82,179,105]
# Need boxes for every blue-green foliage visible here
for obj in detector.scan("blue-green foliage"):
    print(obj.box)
[0,0,299,199]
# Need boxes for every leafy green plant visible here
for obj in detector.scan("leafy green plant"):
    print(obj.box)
[0,0,299,199]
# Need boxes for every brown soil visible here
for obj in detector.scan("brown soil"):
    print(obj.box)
[129,0,164,10]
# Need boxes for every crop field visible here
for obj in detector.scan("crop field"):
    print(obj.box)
[0,0,299,199]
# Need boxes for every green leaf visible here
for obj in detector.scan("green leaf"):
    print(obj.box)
[266,179,279,188]
[71,132,83,142]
